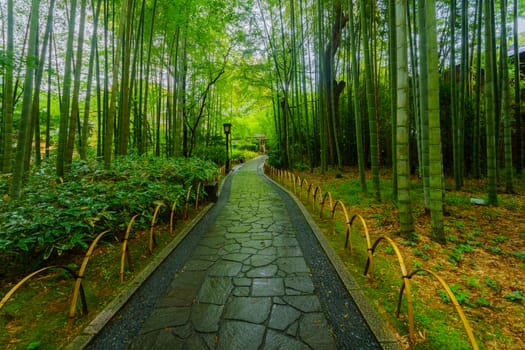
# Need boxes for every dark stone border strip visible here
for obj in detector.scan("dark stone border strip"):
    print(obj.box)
[260,166,401,350]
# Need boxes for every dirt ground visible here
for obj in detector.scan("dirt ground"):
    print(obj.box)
[291,167,524,349]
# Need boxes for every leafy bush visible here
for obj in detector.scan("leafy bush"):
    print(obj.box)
[266,149,282,167]
[231,149,258,163]
[0,156,218,276]
[194,145,227,166]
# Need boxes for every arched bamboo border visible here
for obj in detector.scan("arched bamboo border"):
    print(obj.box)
[195,182,202,209]
[0,265,87,315]
[120,214,140,283]
[149,203,165,254]
[69,229,112,320]
[330,200,352,252]
[312,186,322,212]
[319,191,333,219]
[364,235,415,344]
[397,269,479,350]
[299,178,309,200]
[184,185,193,220]
[349,214,373,265]
[401,269,480,350]
[170,198,180,236]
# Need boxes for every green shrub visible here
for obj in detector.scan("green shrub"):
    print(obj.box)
[0,156,218,276]
[266,150,282,167]
[194,145,226,165]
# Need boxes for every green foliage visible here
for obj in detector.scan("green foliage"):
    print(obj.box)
[438,284,470,305]
[194,145,227,166]
[484,277,500,291]
[504,291,525,303]
[381,245,394,255]
[464,275,482,289]
[486,246,503,255]
[0,156,218,273]
[413,305,473,350]
[492,235,509,244]
[475,297,492,307]
[230,149,258,163]
[446,242,475,265]
[401,239,417,247]
[266,150,283,168]
[413,248,430,260]
[27,341,42,350]
[513,251,525,260]
[451,220,466,230]
[294,162,310,171]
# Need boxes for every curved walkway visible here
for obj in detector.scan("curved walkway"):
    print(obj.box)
[83,157,398,349]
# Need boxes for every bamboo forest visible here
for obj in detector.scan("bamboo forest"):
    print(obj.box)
[0,0,524,349]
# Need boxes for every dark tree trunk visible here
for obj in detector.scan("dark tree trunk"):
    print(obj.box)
[322,1,348,168]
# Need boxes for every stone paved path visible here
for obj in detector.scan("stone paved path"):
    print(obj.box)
[84,157,395,349]
[128,159,338,349]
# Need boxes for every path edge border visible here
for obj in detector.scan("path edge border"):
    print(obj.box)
[263,172,401,350]
[66,203,215,350]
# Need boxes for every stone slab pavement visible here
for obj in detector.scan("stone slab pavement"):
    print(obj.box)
[82,157,400,350]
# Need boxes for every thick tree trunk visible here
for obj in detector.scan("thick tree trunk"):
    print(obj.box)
[513,0,522,175]
[395,0,414,237]
[105,0,128,169]
[424,0,445,243]
[10,0,39,198]
[473,0,483,179]
[418,0,430,209]
[66,0,88,166]
[57,0,78,177]
[1,0,15,174]
[500,0,513,193]
[119,0,134,156]
[484,0,498,205]
[389,0,397,199]
[322,1,347,169]
[29,0,56,168]
[80,0,102,160]
[361,0,381,201]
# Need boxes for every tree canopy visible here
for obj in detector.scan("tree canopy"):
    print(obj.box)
[1,0,524,237]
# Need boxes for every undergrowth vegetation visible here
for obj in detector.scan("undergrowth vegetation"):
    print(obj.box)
[288,167,524,349]
[0,156,218,281]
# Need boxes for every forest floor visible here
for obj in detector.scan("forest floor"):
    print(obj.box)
[290,166,524,349]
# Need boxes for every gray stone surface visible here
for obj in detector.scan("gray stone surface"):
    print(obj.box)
[197,277,233,305]
[139,307,190,334]
[268,304,301,330]
[263,330,308,350]
[285,275,315,294]
[252,278,285,296]
[277,257,309,274]
[283,295,322,313]
[85,157,394,350]
[208,260,243,276]
[246,265,278,277]
[299,313,337,349]
[217,321,265,350]
[190,303,223,332]
[223,297,272,323]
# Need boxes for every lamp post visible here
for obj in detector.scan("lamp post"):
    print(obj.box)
[223,123,231,173]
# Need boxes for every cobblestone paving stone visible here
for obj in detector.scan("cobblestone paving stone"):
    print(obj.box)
[127,159,338,349]
[87,157,386,349]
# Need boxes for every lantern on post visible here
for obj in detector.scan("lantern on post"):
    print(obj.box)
[223,123,231,173]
